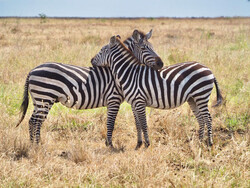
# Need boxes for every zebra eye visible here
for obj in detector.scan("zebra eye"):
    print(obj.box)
[140,45,146,50]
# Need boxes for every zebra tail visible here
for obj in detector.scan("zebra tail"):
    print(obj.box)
[212,77,223,107]
[16,75,30,127]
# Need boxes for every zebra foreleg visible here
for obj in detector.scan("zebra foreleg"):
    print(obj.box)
[134,105,150,148]
[132,108,143,150]
[106,103,120,148]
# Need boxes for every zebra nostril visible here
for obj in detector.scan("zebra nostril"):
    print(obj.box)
[154,57,163,70]
[156,60,163,69]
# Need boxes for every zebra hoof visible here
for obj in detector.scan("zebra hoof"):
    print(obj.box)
[144,141,150,148]
[135,141,143,150]
[105,139,113,148]
[208,141,213,147]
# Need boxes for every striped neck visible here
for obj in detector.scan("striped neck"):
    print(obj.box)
[108,40,144,86]
[123,37,134,52]
[109,41,141,70]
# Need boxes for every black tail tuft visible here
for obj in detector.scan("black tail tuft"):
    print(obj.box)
[16,75,30,127]
[212,78,223,107]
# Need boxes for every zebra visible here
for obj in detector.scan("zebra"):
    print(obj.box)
[91,35,223,149]
[16,30,164,147]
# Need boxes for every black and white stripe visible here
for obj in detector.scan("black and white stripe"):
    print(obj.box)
[16,30,163,146]
[91,36,222,149]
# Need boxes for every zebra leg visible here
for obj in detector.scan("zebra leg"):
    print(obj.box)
[106,103,120,148]
[132,107,143,150]
[188,98,205,142]
[29,103,52,144]
[28,116,35,143]
[134,105,150,148]
[200,106,213,146]
[191,97,213,146]
[28,113,45,144]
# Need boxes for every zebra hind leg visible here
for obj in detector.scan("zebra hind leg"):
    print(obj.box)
[29,117,35,143]
[188,98,206,143]
[29,103,52,144]
[202,106,213,146]
[29,112,45,144]
[189,97,213,146]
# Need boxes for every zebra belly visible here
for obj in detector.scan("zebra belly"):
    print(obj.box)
[146,97,185,109]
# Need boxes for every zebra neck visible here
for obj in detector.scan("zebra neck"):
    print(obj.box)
[123,37,134,51]
[110,43,141,85]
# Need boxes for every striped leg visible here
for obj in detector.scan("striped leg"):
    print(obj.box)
[199,105,213,146]
[29,103,53,144]
[29,116,35,143]
[134,104,150,148]
[188,98,213,146]
[106,102,120,148]
[29,113,46,144]
[188,98,205,141]
[132,107,143,150]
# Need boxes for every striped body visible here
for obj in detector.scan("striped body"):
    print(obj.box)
[126,62,214,109]
[91,36,222,148]
[29,63,122,110]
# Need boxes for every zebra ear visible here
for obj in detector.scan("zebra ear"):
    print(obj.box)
[116,35,121,39]
[132,29,141,42]
[110,36,116,46]
[145,29,152,40]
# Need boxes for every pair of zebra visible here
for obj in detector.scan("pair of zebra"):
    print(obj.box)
[17,30,222,149]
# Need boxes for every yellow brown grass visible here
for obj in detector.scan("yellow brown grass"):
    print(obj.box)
[0,18,249,187]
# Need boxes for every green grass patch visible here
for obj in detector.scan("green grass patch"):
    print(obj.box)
[225,113,249,132]
[229,34,249,51]
[0,84,23,115]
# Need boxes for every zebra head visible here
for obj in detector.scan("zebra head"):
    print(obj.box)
[124,29,164,70]
[91,36,120,67]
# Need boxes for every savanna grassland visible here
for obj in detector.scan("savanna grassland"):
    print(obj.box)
[0,17,249,187]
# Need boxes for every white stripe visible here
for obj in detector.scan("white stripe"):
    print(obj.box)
[182,75,214,104]
[80,83,89,109]
[30,75,74,107]
[177,67,211,106]
[160,62,190,80]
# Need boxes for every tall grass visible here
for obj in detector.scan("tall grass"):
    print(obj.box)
[0,18,249,187]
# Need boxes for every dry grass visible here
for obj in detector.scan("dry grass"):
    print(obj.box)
[0,17,249,187]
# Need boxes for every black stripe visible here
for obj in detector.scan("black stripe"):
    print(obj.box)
[157,72,165,108]
[31,89,58,102]
[184,79,214,102]
[150,68,159,108]
[29,80,66,96]
[144,67,152,104]
[180,70,212,103]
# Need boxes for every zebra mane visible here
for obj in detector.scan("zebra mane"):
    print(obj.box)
[116,37,142,66]
[124,30,146,42]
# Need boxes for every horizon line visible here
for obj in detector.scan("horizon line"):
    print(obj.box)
[0,16,249,19]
